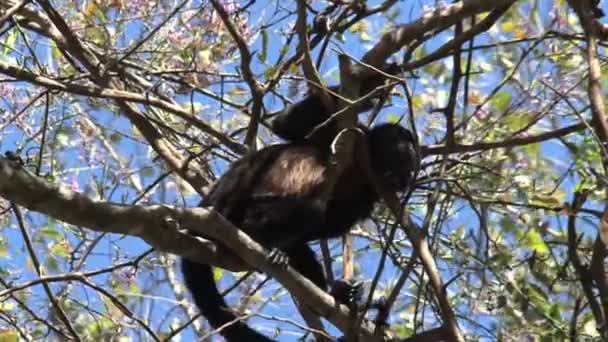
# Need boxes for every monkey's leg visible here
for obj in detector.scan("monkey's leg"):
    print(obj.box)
[283,243,327,289]
[242,196,326,247]
[284,244,363,305]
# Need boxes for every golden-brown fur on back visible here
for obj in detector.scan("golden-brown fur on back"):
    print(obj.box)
[255,146,326,197]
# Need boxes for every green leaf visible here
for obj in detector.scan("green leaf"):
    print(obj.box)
[141,167,154,177]
[88,317,114,338]
[0,237,7,258]
[55,132,70,147]
[392,323,413,338]
[526,283,548,302]
[2,30,18,58]
[549,303,561,320]
[46,255,60,273]
[386,113,400,123]
[501,21,516,33]
[109,132,122,143]
[50,240,70,258]
[492,91,512,112]
[513,174,532,188]
[259,29,268,63]
[0,330,19,342]
[213,267,223,282]
[0,302,15,312]
[499,215,518,233]
[522,229,549,254]
[504,111,532,131]
[523,142,541,155]
[40,226,62,241]
[423,60,446,77]
[264,65,277,79]
[530,194,563,207]
[412,45,426,61]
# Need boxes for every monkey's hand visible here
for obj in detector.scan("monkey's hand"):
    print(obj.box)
[330,279,364,306]
[267,248,290,268]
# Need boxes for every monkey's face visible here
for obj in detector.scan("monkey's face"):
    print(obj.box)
[368,124,417,192]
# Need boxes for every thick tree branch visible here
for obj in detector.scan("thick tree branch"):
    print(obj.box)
[0,156,383,341]
[591,236,608,331]
[566,0,608,144]
[404,3,512,71]
[362,0,516,67]
[0,0,29,28]
[402,326,450,342]
[0,156,245,271]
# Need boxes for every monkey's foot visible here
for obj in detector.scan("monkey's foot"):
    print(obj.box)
[330,279,364,306]
[372,296,391,328]
[267,248,289,268]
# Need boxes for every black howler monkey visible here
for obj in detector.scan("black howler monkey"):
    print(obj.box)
[181,76,416,342]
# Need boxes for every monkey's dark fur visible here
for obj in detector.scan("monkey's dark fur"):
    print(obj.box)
[181,76,416,341]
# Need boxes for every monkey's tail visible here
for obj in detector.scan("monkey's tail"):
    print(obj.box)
[180,258,274,342]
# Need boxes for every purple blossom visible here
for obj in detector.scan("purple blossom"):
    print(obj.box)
[69,175,80,192]
[474,107,489,120]
[0,83,12,97]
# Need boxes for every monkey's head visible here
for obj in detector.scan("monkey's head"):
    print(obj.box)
[367,123,417,192]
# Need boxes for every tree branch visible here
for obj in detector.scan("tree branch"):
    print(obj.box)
[2,0,241,195]
[0,156,383,341]
[422,123,586,156]
[0,156,245,271]
[567,191,606,337]
[208,0,264,148]
[363,0,516,67]
[404,4,512,71]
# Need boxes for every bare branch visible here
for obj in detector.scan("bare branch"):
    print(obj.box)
[0,156,245,271]
[12,204,80,341]
[363,0,516,66]
[0,0,30,28]
[208,0,263,148]
[567,192,606,337]
[422,123,586,156]
[0,156,383,340]
[295,0,333,109]
[404,4,512,71]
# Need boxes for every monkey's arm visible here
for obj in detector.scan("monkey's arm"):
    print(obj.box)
[272,64,399,142]
[271,85,340,143]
